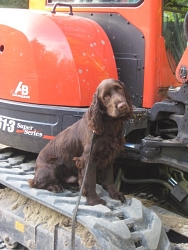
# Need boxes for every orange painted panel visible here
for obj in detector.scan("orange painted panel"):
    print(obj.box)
[0,9,117,106]
[1,0,183,108]
[44,0,180,108]
[176,47,188,84]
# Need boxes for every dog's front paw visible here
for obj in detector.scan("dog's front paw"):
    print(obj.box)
[110,191,126,203]
[87,197,106,206]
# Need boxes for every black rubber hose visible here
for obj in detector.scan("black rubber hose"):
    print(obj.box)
[121,175,173,191]
[184,12,188,41]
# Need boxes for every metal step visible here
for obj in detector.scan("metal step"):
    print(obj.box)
[0,148,170,250]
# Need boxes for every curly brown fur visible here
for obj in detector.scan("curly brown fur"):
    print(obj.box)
[88,92,104,135]
[28,78,133,206]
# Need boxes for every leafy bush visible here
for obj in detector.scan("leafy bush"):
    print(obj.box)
[0,0,29,8]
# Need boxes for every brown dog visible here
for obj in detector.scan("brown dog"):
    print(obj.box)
[28,79,133,205]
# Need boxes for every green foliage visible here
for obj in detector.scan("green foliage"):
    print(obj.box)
[0,0,29,8]
[163,0,188,68]
[164,0,188,14]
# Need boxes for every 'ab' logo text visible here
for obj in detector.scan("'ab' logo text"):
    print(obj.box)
[12,82,30,99]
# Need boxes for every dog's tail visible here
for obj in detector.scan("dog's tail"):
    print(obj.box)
[28,179,38,188]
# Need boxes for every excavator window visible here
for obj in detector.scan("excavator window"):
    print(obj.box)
[163,0,188,73]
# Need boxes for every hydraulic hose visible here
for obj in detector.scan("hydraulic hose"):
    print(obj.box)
[121,175,173,191]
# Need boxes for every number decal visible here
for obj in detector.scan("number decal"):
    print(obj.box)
[8,120,16,133]
[0,116,16,133]
[2,118,7,130]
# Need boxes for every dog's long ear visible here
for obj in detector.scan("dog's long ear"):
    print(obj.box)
[88,92,104,135]
[119,81,134,121]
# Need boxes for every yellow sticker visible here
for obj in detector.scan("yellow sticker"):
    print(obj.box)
[15,221,25,233]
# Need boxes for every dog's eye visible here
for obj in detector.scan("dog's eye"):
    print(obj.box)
[117,87,123,93]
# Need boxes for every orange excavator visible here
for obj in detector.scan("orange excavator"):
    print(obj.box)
[0,0,188,249]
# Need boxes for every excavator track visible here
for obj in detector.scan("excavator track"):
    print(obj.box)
[0,146,171,250]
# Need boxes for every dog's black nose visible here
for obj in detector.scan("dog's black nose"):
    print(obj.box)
[117,101,128,110]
